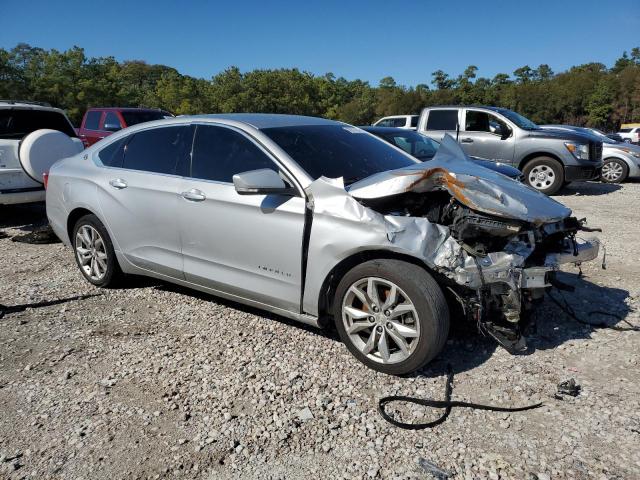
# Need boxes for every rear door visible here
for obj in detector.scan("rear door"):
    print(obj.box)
[460,109,516,163]
[178,123,306,312]
[95,125,191,278]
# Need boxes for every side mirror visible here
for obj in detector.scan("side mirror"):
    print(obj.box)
[233,169,297,196]
[500,126,512,140]
[104,123,121,132]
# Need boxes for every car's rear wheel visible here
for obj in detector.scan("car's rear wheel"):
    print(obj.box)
[333,259,449,375]
[72,214,122,287]
[601,158,628,183]
[523,157,564,195]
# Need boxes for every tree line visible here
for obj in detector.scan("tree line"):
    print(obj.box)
[1,43,639,129]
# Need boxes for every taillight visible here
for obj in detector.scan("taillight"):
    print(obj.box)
[43,172,49,190]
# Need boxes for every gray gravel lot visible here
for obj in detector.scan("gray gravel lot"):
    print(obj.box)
[1,181,639,479]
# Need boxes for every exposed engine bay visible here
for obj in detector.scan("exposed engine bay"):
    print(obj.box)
[303,135,601,354]
[357,190,601,352]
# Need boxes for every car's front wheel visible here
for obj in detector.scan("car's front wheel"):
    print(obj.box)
[523,157,564,195]
[334,259,449,375]
[601,158,628,183]
[72,214,123,287]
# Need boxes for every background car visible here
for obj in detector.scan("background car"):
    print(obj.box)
[618,125,640,144]
[541,124,640,183]
[77,107,174,147]
[605,132,624,143]
[417,106,603,195]
[0,100,83,205]
[372,115,419,130]
[360,126,522,180]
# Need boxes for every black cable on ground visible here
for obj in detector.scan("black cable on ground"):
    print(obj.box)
[0,294,101,319]
[378,364,543,430]
[547,291,639,332]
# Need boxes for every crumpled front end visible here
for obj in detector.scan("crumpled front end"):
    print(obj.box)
[303,135,600,353]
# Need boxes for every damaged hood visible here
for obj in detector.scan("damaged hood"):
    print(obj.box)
[348,135,571,225]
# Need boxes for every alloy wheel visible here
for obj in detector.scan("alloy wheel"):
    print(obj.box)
[75,225,108,281]
[601,161,623,182]
[341,277,420,364]
[528,165,556,190]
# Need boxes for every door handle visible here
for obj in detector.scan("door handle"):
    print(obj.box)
[461,138,474,143]
[109,178,127,189]
[181,189,206,202]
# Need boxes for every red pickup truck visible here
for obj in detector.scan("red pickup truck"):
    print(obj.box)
[77,107,173,147]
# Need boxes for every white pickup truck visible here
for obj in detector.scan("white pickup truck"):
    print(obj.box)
[0,101,83,205]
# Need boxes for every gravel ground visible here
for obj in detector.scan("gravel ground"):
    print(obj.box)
[1,181,639,480]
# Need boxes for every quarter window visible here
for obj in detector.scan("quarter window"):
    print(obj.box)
[84,111,101,131]
[425,110,458,131]
[98,136,127,167]
[122,126,190,175]
[190,125,278,183]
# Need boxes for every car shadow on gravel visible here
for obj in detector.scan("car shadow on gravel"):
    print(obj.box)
[556,181,622,197]
[153,282,336,340]
[0,202,47,228]
[406,271,633,380]
[528,271,633,352]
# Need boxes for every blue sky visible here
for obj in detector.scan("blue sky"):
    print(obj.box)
[1,0,638,86]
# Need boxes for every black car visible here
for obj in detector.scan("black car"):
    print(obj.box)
[361,126,523,180]
[606,132,624,143]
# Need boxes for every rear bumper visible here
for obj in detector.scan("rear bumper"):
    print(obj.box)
[0,187,45,205]
[565,165,602,181]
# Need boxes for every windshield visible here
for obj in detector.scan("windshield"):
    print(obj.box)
[121,110,170,126]
[495,108,538,130]
[262,125,418,184]
[379,131,439,160]
[0,109,76,139]
[586,128,616,144]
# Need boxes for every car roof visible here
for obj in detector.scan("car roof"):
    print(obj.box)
[87,107,170,112]
[361,126,416,134]
[0,100,64,113]
[191,113,343,129]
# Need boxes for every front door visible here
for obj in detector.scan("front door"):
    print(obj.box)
[178,124,306,312]
[460,109,516,164]
[95,125,191,278]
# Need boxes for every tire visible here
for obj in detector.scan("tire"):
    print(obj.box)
[523,157,564,195]
[624,139,631,144]
[19,129,82,184]
[601,158,629,183]
[72,214,123,287]
[333,259,449,375]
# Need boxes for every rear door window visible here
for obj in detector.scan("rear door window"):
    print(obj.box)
[0,109,76,139]
[190,125,278,183]
[122,126,191,175]
[391,118,407,127]
[410,116,419,128]
[84,111,101,131]
[425,110,458,131]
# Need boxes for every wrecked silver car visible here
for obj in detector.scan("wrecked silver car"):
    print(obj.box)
[46,114,600,375]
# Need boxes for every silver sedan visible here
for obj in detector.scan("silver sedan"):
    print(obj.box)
[46,114,599,374]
